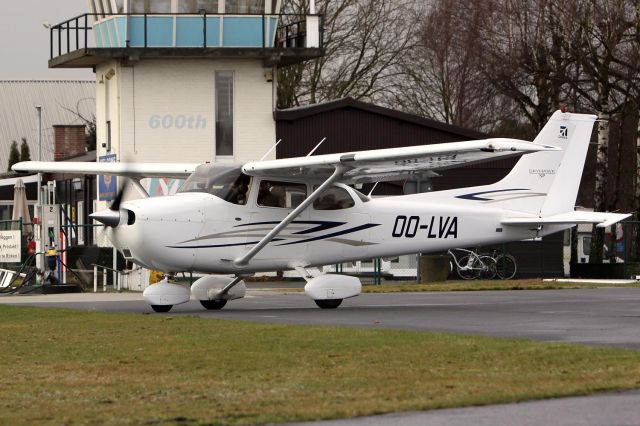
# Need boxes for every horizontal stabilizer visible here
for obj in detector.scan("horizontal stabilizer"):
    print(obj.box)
[502,211,631,228]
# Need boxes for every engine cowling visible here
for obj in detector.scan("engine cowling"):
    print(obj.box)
[304,274,361,300]
[191,275,246,301]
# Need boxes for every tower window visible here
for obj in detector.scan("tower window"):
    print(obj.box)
[225,0,264,14]
[132,0,171,13]
[178,0,219,13]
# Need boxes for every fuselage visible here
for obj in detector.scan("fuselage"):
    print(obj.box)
[108,181,564,274]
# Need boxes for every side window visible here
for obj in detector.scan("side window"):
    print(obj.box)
[313,186,355,210]
[257,180,307,209]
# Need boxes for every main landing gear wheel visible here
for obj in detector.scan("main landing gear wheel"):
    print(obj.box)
[200,300,227,310]
[314,299,343,309]
[151,305,173,313]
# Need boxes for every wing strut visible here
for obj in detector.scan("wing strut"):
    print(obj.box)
[234,164,347,267]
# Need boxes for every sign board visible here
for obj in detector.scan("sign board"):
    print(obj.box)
[99,154,117,201]
[0,230,21,263]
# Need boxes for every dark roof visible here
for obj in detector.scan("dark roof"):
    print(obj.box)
[275,97,487,140]
[0,150,97,180]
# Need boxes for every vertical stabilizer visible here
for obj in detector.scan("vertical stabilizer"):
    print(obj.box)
[487,110,597,215]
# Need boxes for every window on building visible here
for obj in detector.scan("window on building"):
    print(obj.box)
[0,205,11,221]
[257,180,307,209]
[114,0,125,13]
[132,0,171,13]
[178,0,219,13]
[313,186,355,210]
[582,236,591,256]
[215,71,234,156]
[225,0,264,14]
[101,0,113,14]
[95,0,105,18]
[106,121,112,151]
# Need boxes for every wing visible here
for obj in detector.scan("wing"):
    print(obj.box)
[242,138,559,184]
[12,161,200,179]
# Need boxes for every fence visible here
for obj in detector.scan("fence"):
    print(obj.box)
[49,12,324,59]
[325,221,640,282]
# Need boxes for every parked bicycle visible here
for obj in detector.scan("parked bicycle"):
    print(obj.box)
[483,248,518,280]
[447,248,497,280]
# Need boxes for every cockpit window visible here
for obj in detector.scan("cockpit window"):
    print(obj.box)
[178,164,251,205]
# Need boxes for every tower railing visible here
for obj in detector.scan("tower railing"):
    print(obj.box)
[49,13,324,60]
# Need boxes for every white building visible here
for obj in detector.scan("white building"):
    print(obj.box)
[50,1,322,208]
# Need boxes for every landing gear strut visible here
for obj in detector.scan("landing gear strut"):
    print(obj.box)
[192,275,247,311]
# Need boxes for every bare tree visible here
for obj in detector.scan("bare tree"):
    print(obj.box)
[474,0,575,133]
[277,0,418,108]
[559,0,635,263]
[392,0,507,132]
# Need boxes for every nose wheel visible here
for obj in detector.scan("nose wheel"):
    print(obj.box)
[314,299,343,309]
[200,300,227,310]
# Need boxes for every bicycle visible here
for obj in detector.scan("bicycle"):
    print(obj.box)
[483,248,518,280]
[447,248,497,280]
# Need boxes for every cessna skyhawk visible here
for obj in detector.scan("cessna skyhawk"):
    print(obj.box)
[13,110,629,312]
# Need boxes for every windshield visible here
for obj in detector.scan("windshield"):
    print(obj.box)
[178,164,251,205]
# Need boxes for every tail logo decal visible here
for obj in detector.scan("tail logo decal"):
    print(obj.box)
[529,169,556,178]
[559,125,568,139]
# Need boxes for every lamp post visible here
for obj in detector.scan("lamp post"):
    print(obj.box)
[35,105,43,279]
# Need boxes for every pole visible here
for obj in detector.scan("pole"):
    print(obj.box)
[35,106,43,282]
[112,246,117,291]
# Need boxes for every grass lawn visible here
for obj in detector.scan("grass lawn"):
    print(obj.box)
[1,305,640,425]
[361,278,640,293]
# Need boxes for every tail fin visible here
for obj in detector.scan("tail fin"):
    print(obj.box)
[482,110,597,216]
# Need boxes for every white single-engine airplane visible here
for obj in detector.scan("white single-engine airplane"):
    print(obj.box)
[14,110,630,312]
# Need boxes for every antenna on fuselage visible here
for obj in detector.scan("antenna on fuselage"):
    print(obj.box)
[306,137,327,157]
[367,182,379,197]
[259,139,282,161]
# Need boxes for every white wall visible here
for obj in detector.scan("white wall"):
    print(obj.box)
[95,58,276,165]
[93,57,276,244]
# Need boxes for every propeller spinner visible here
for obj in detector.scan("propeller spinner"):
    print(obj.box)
[90,180,132,227]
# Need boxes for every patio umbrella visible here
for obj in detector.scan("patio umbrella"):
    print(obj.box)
[12,178,32,235]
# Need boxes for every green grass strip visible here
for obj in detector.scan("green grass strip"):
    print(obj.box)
[362,279,640,293]
[1,305,639,425]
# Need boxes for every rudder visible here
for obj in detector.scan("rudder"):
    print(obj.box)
[487,110,597,215]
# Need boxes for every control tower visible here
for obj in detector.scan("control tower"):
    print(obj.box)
[49,0,322,169]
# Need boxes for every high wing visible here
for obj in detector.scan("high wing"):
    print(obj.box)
[12,161,199,179]
[242,138,559,184]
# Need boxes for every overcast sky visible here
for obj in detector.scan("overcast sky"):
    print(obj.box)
[0,0,94,80]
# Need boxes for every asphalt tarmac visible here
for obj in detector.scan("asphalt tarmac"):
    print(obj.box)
[4,286,640,348]
[2,286,640,425]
